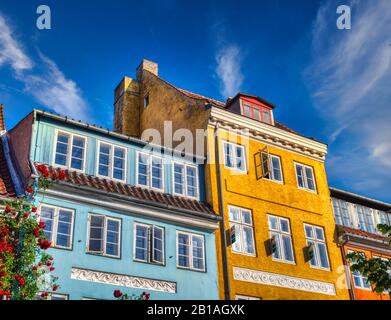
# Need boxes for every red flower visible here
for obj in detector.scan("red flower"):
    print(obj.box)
[50,257,54,261]
[142,292,150,300]
[33,227,40,237]
[32,207,37,213]
[0,272,7,277]
[32,266,37,271]
[4,206,11,213]
[23,213,29,219]
[26,187,33,194]
[113,290,123,298]
[46,262,52,267]
[38,262,42,267]
[52,285,58,292]
[38,240,51,250]
[52,172,58,180]
[43,171,50,178]
[58,169,66,180]
[49,267,55,272]
[39,221,46,229]
[40,292,49,298]
[0,228,7,236]
[0,281,3,287]
[14,275,25,287]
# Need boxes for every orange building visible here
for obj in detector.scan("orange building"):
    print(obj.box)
[330,187,391,300]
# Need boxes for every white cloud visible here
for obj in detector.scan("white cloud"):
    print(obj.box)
[0,14,33,71]
[0,12,89,121]
[306,0,391,199]
[215,45,244,98]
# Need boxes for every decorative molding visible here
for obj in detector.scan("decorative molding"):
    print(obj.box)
[71,267,177,293]
[233,267,336,296]
[209,107,328,162]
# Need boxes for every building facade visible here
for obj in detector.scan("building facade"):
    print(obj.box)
[330,187,391,300]
[5,109,220,300]
[113,59,351,300]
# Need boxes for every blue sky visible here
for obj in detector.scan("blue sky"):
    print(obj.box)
[0,0,390,202]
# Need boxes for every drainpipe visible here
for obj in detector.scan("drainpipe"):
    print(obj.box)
[214,123,231,300]
[341,236,356,300]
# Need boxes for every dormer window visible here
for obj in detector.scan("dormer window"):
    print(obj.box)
[241,103,272,124]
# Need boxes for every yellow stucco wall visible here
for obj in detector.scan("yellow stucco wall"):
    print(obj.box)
[206,127,350,300]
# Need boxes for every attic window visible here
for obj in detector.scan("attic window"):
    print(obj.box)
[144,94,149,108]
[241,103,272,124]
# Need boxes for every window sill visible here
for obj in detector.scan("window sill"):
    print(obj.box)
[309,265,331,272]
[297,187,317,194]
[271,258,296,265]
[177,266,206,273]
[263,178,284,185]
[231,251,257,258]
[86,252,121,260]
[133,259,165,267]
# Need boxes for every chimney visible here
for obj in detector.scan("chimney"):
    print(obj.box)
[0,104,5,132]
[136,59,158,80]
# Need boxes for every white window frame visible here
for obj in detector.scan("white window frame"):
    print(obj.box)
[39,204,75,250]
[136,152,164,191]
[331,198,352,227]
[96,141,127,182]
[294,162,317,193]
[176,231,206,272]
[53,129,87,172]
[268,215,295,264]
[263,154,283,184]
[228,205,256,256]
[172,161,199,200]
[36,293,69,300]
[303,224,330,271]
[133,223,165,265]
[222,141,247,173]
[86,214,121,258]
[348,250,372,291]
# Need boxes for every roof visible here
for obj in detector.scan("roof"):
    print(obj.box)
[340,226,389,243]
[0,104,5,132]
[330,187,391,212]
[37,163,215,215]
[0,136,16,198]
[225,93,276,109]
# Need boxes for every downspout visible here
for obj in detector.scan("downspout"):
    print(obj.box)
[0,132,24,197]
[341,236,356,300]
[214,122,231,300]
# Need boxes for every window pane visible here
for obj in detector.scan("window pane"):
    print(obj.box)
[135,225,148,261]
[192,235,204,270]
[305,225,314,238]
[317,243,329,269]
[308,240,317,266]
[268,216,278,230]
[243,105,251,117]
[332,199,343,225]
[229,207,240,222]
[243,226,255,254]
[174,164,184,194]
[341,201,351,227]
[41,206,55,242]
[56,210,72,247]
[71,137,85,170]
[178,234,190,268]
[186,166,197,197]
[55,133,69,166]
[153,227,164,263]
[89,216,104,252]
[224,143,234,168]
[241,210,252,225]
[282,235,294,262]
[305,167,315,190]
[296,165,304,188]
[235,146,245,171]
[151,157,162,189]
[113,147,125,180]
[253,108,261,120]
[271,233,282,260]
[315,228,325,241]
[364,208,375,233]
[356,207,367,231]
[138,154,149,186]
[262,110,271,124]
[280,219,290,233]
[271,156,282,181]
[231,223,242,252]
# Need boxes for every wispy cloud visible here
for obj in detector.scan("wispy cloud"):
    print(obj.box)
[306,0,391,200]
[0,12,89,120]
[215,45,244,98]
[0,14,33,71]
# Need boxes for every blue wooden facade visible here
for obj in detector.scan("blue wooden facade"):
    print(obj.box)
[9,110,220,300]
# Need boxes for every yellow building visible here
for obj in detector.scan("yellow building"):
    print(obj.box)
[113,59,350,300]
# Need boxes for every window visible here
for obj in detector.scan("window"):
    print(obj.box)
[144,94,149,108]
[235,295,261,300]
[295,163,316,192]
[40,205,74,249]
[223,141,246,172]
[137,152,163,190]
[331,199,352,227]
[87,214,121,258]
[261,153,283,183]
[134,223,164,265]
[177,232,205,272]
[173,163,199,199]
[349,251,371,290]
[241,103,272,124]
[268,215,294,263]
[97,142,126,181]
[304,224,330,270]
[229,206,255,255]
[54,131,86,171]
[355,205,376,233]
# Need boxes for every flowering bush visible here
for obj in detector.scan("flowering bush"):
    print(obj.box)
[0,164,65,300]
[113,289,150,300]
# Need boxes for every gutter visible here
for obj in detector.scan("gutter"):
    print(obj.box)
[0,132,24,197]
[340,237,356,300]
[214,123,231,300]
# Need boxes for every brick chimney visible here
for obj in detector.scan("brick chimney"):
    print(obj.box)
[0,104,5,132]
[136,59,158,80]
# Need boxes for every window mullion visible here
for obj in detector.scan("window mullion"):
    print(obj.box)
[103,217,107,255]
[52,208,59,247]
[67,134,73,168]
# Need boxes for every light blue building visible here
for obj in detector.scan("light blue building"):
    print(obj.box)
[7,109,220,300]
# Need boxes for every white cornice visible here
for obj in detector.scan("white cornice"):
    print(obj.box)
[233,267,336,296]
[209,107,327,161]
